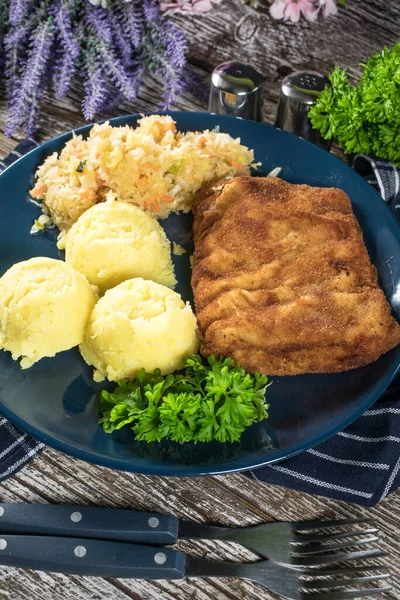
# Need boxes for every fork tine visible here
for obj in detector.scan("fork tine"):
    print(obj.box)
[303,587,392,600]
[300,565,391,576]
[289,548,386,566]
[293,528,379,543]
[291,537,379,555]
[302,574,391,590]
[292,518,372,532]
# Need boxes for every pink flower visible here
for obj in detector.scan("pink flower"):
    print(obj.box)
[159,0,222,14]
[270,0,319,22]
[318,0,338,17]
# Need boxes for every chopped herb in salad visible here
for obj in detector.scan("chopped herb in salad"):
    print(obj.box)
[76,160,86,172]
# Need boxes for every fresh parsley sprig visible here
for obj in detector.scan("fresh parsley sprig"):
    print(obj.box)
[99,355,271,444]
[309,42,400,164]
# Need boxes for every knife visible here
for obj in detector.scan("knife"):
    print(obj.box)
[0,503,180,545]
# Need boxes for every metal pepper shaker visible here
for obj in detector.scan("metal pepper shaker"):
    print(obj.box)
[275,71,331,150]
[208,61,265,121]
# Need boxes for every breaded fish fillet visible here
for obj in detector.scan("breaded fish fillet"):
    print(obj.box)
[192,176,400,375]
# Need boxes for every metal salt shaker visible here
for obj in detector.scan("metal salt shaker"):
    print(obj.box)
[208,61,265,121]
[275,71,332,150]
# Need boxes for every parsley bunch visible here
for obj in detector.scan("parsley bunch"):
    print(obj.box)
[309,42,400,164]
[99,354,271,444]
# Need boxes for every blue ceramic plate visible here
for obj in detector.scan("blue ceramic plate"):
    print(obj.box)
[0,112,399,476]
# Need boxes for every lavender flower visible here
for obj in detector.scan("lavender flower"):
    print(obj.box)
[3,0,204,136]
[142,16,187,109]
[107,1,134,66]
[98,44,140,101]
[52,0,81,97]
[163,21,187,69]
[84,4,113,44]
[122,0,142,50]
[82,45,110,120]
[143,0,159,22]
[9,0,35,26]
[4,29,24,99]
[5,17,34,46]
[4,11,40,118]
[53,0,80,58]
[53,51,75,97]
[3,0,39,91]
[6,17,55,135]
[85,5,139,101]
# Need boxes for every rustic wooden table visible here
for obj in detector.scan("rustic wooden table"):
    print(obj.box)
[1,1,400,598]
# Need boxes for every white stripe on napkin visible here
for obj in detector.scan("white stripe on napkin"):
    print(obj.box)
[364,407,400,416]
[379,455,400,502]
[338,432,400,442]
[394,165,400,197]
[267,465,373,499]
[0,434,28,460]
[368,156,385,199]
[307,449,389,470]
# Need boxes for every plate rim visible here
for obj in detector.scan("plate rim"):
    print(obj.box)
[0,111,399,476]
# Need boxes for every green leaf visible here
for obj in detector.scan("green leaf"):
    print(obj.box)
[159,392,202,444]
[98,354,272,445]
[132,403,164,443]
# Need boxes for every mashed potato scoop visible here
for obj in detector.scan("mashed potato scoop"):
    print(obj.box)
[0,257,97,368]
[63,195,176,294]
[80,278,199,382]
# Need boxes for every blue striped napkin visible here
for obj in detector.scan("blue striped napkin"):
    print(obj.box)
[353,155,400,218]
[251,392,400,506]
[0,142,399,506]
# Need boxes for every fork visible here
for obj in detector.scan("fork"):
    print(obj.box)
[0,504,382,569]
[0,535,390,599]
[180,517,383,568]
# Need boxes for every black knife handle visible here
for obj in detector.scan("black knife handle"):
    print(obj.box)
[0,535,186,579]
[0,504,179,545]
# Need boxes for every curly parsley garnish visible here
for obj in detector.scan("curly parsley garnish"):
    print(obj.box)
[309,41,400,164]
[99,355,271,444]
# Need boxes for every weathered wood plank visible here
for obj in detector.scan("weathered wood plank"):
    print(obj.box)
[1,448,398,599]
[0,132,18,158]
